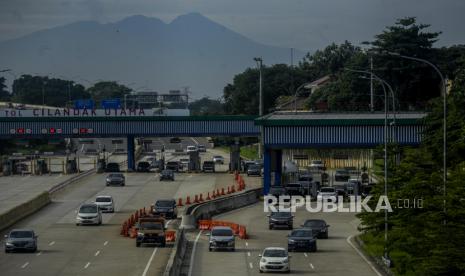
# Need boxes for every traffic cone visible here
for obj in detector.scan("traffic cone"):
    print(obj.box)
[206,192,211,200]
[194,195,199,203]
[221,188,225,196]
[135,211,139,222]
[199,194,204,202]
[217,189,221,196]
[227,186,231,194]
[186,196,191,205]
[231,185,236,193]
[177,198,184,206]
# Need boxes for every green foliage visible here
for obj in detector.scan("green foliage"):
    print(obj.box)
[11,75,89,107]
[189,97,225,115]
[223,64,308,115]
[86,81,131,104]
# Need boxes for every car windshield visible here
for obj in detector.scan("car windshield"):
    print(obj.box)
[214,156,222,159]
[271,212,292,218]
[249,164,260,169]
[140,222,163,230]
[180,159,189,162]
[155,201,173,207]
[321,187,335,193]
[211,229,233,236]
[10,231,33,238]
[162,170,172,175]
[336,170,348,174]
[304,220,325,227]
[167,162,178,165]
[312,160,323,164]
[80,205,98,213]
[109,173,122,178]
[263,249,287,257]
[96,197,111,202]
[290,230,313,237]
[287,184,301,188]
[138,162,149,166]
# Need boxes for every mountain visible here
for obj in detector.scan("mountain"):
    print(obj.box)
[0,13,305,98]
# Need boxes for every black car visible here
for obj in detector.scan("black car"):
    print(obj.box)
[4,229,38,253]
[106,173,125,186]
[298,173,313,182]
[198,145,207,152]
[153,199,178,218]
[268,186,288,197]
[302,219,330,239]
[247,164,261,176]
[287,228,317,252]
[105,162,120,172]
[268,212,293,230]
[334,169,350,182]
[136,161,151,172]
[285,183,303,196]
[159,169,175,181]
[202,161,215,172]
[165,161,180,172]
[242,160,256,172]
[170,137,181,143]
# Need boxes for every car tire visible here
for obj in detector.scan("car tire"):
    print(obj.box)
[313,245,317,252]
[269,225,273,230]
[208,247,212,252]
[289,225,293,230]
[76,223,80,226]
[136,242,141,247]
[32,247,37,253]
[259,270,263,273]
[231,248,235,252]
[161,242,166,248]
[5,249,10,253]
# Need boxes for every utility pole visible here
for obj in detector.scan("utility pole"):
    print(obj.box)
[370,56,374,112]
[254,57,264,158]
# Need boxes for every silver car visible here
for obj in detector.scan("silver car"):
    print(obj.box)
[76,203,102,226]
[4,229,38,253]
[94,195,115,213]
[208,226,235,251]
[213,155,224,164]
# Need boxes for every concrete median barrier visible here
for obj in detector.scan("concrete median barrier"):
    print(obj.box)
[0,191,51,231]
[163,229,187,276]
[180,187,262,229]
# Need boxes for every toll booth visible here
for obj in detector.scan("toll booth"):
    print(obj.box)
[66,158,78,174]
[188,151,201,172]
[97,158,106,173]
[34,159,48,175]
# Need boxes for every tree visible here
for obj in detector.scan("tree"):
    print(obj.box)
[223,64,308,115]
[369,17,442,110]
[189,97,225,115]
[0,77,10,101]
[11,75,89,107]
[87,81,132,104]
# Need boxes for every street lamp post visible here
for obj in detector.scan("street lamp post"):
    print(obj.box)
[387,52,447,216]
[254,57,264,159]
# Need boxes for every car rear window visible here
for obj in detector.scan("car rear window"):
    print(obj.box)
[320,187,336,193]
[80,205,98,213]
[263,249,287,257]
[96,197,112,202]
[290,230,313,237]
[140,222,163,230]
[271,212,292,218]
[304,220,325,227]
[155,200,174,207]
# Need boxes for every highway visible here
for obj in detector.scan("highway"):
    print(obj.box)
[0,142,243,276]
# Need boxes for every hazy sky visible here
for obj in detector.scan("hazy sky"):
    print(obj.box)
[1,0,464,51]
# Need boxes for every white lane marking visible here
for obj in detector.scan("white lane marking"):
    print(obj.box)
[304,253,308,257]
[249,262,253,269]
[247,252,251,257]
[84,262,91,269]
[188,230,203,276]
[347,235,383,276]
[103,241,108,246]
[21,262,29,268]
[95,250,100,256]
[310,263,314,269]
[54,174,63,179]
[141,248,158,276]
[49,241,55,246]
[36,251,42,256]
[245,242,248,247]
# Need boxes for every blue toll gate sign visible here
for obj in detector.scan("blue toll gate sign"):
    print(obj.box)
[74,99,95,109]
[101,99,122,109]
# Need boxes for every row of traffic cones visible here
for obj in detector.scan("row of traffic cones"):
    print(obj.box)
[120,206,149,237]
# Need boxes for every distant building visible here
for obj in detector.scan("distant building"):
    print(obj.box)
[124,90,190,115]
[275,75,332,112]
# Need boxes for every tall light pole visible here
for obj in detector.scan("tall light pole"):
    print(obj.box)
[254,57,263,158]
[387,52,447,217]
[346,68,391,260]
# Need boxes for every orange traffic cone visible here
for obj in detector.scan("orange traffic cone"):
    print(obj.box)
[186,196,191,205]
[206,192,211,200]
[177,198,184,206]
[194,195,199,203]
[227,186,231,194]
[231,185,236,193]
[199,194,204,202]
[217,189,221,196]
[221,188,225,196]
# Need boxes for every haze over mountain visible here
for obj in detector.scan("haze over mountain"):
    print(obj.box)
[0,13,305,99]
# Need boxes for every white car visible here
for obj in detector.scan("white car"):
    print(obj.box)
[317,187,338,203]
[213,155,224,164]
[259,247,290,273]
[94,195,115,213]
[309,160,325,170]
[186,145,198,153]
[76,203,102,226]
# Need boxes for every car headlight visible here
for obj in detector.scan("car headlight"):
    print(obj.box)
[228,241,235,245]
[288,239,296,244]
[260,258,267,263]
[106,179,110,182]
[137,232,144,237]
[5,242,13,246]
[209,240,216,244]
[283,258,289,263]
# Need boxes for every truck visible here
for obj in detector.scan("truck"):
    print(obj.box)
[136,217,166,247]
